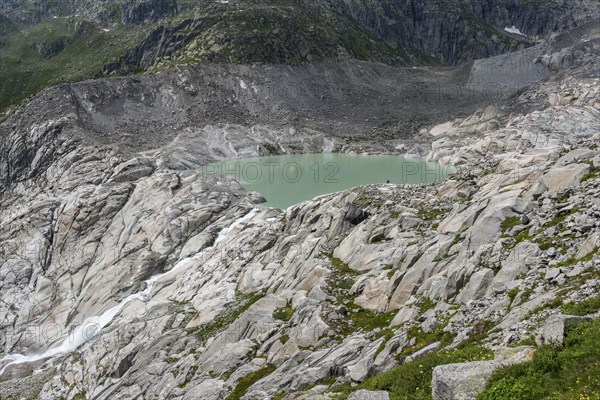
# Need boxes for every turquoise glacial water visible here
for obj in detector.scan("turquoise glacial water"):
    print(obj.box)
[201,153,454,209]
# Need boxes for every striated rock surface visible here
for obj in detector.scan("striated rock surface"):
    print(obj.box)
[0,13,600,400]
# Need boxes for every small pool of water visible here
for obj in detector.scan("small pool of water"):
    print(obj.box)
[201,153,454,209]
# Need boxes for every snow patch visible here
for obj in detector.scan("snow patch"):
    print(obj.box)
[504,26,527,37]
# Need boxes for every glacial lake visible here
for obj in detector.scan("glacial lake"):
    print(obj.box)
[201,154,455,209]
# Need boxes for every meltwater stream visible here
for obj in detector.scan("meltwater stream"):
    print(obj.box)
[0,209,258,376]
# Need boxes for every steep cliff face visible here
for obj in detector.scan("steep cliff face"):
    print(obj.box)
[101,1,413,74]
[343,0,599,64]
[121,0,178,24]
[101,0,599,75]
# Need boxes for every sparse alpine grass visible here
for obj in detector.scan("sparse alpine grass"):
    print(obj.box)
[478,318,600,400]
[331,341,493,400]
[225,364,277,400]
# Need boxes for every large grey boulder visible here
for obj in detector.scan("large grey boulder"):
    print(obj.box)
[432,360,501,400]
[456,268,494,304]
[183,379,226,400]
[405,341,441,363]
[432,347,534,400]
[555,149,597,166]
[541,163,590,192]
[540,314,592,345]
[390,306,419,326]
[576,233,600,259]
[348,389,390,400]
[487,241,539,295]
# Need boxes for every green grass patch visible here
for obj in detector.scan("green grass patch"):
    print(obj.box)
[225,364,277,400]
[452,234,462,246]
[502,229,531,249]
[417,297,437,315]
[327,254,358,278]
[501,216,521,235]
[545,207,580,229]
[418,207,449,221]
[188,293,263,344]
[347,309,397,335]
[273,306,294,321]
[304,377,338,392]
[324,254,396,337]
[511,336,536,347]
[531,296,565,316]
[178,365,199,388]
[400,324,456,357]
[580,167,600,183]
[507,288,520,303]
[170,298,191,306]
[552,247,598,269]
[561,296,600,316]
[331,342,492,400]
[375,329,396,356]
[478,318,600,400]
[0,17,152,112]
[324,253,358,295]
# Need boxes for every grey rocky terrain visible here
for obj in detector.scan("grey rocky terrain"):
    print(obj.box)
[1,3,600,400]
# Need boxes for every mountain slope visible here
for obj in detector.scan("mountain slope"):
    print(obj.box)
[1,0,598,112]
[1,2,600,400]
[0,18,599,400]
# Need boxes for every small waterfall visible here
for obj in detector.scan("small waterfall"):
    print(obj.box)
[0,208,257,376]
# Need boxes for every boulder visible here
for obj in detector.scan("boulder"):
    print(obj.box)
[555,149,597,166]
[432,347,534,400]
[540,314,592,345]
[183,379,226,400]
[354,279,390,312]
[437,203,487,234]
[405,341,441,363]
[575,214,595,232]
[487,242,539,295]
[389,236,455,309]
[348,389,390,400]
[432,360,501,400]
[456,268,494,304]
[544,268,561,281]
[345,204,370,225]
[541,163,590,192]
[391,306,419,326]
[576,233,600,259]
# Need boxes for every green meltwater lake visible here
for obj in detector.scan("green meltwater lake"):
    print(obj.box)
[201,154,455,209]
